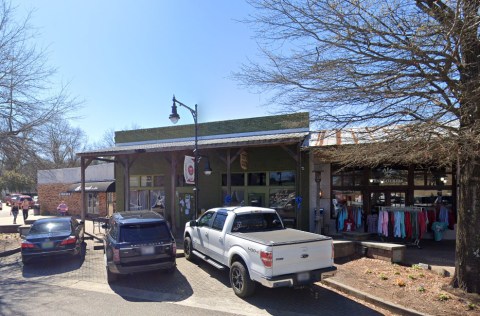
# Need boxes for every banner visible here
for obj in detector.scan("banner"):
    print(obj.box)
[184,155,195,184]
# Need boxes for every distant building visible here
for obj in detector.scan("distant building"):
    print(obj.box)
[37,163,115,217]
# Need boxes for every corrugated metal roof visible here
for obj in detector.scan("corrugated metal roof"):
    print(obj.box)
[79,131,308,157]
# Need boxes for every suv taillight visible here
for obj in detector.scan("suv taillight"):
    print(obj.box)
[113,248,120,263]
[260,251,273,268]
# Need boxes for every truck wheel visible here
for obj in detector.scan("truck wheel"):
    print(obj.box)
[184,236,195,261]
[230,261,256,298]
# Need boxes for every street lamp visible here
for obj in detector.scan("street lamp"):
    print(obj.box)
[169,95,200,219]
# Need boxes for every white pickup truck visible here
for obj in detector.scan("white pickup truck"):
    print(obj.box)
[183,206,337,297]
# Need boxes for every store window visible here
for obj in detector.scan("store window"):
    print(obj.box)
[331,190,362,218]
[332,167,364,187]
[87,192,99,214]
[269,171,295,186]
[369,166,408,186]
[221,173,245,186]
[130,174,165,211]
[247,172,266,186]
[222,189,245,206]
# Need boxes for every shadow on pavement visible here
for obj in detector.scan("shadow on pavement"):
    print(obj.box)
[107,268,194,302]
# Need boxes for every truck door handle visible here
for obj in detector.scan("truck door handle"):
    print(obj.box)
[218,237,223,242]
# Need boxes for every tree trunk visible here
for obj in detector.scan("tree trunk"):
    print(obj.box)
[456,156,480,293]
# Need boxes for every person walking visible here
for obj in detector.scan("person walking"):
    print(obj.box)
[21,198,30,223]
[57,201,68,216]
[11,203,19,224]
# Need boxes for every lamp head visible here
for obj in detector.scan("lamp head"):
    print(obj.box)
[169,97,180,124]
[204,158,212,176]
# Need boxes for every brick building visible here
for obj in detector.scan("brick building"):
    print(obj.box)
[37,163,115,217]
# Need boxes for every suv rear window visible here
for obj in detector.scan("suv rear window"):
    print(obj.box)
[120,222,171,243]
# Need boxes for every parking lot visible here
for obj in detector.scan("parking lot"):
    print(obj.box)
[0,234,385,316]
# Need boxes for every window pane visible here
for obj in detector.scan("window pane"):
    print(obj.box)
[247,173,266,186]
[269,171,295,186]
[130,176,139,187]
[221,173,245,186]
[222,189,245,206]
[141,176,152,187]
[370,167,408,186]
[153,175,165,187]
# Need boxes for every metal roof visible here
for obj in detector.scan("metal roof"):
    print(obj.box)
[79,130,309,157]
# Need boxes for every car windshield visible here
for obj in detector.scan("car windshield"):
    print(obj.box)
[232,212,284,233]
[30,221,72,234]
[120,222,171,243]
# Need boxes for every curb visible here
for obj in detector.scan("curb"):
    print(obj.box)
[0,247,20,258]
[322,278,432,316]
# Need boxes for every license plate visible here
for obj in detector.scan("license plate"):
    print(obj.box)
[42,241,54,249]
[297,272,310,282]
[141,246,155,255]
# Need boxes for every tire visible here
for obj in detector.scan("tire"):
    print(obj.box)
[107,268,118,283]
[230,261,256,298]
[184,236,195,262]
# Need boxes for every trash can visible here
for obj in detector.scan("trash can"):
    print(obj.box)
[33,205,40,215]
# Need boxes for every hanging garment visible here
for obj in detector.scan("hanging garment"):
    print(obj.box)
[356,207,363,229]
[367,214,378,233]
[382,210,389,237]
[400,211,406,238]
[394,211,402,238]
[377,211,384,235]
[431,222,449,241]
[405,212,412,239]
[418,211,427,239]
[439,205,449,224]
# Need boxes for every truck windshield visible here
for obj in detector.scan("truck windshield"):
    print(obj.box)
[232,212,284,233]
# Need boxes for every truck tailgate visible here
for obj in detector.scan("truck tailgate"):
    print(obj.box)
[272,239,333,275]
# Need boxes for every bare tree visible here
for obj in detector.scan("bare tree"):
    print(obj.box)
[0,1,79,166]
[237,0,480,293]
[37,119,88,168]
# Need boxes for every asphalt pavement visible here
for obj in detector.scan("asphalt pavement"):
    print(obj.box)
[0,204,455,316]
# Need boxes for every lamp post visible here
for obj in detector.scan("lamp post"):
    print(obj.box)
[169,95,199,219]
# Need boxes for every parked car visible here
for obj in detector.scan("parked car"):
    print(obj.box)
[103,210,176,282]
[21,217,85,265]
[5,193,21,206]
[18,195,35,209]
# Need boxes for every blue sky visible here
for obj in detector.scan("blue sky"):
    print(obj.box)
[15,1,273,144]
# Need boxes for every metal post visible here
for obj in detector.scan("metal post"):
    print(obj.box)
[193,103,199,219]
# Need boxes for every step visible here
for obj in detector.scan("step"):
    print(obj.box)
[192,250,226,270]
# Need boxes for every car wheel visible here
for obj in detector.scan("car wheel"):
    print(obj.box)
[230,261,256,298]
[183,236,195,261]
[107,268,118,282]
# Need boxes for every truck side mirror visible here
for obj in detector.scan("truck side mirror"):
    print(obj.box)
[189,220,198,227]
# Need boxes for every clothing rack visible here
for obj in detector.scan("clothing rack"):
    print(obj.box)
[378,206,425,248]
[379,206,423,213]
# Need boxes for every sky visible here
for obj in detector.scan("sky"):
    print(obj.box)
[14,0,273,144]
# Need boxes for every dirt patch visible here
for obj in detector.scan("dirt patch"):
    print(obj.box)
[331,257,480,315]
[0,233,21,253]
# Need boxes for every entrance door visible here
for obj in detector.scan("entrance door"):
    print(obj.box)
[176,191,196,230]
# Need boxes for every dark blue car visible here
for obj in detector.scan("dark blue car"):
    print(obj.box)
[103,211,176,282]
[21,217,85,265]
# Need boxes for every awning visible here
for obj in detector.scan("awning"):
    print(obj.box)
[67,181,115,193]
